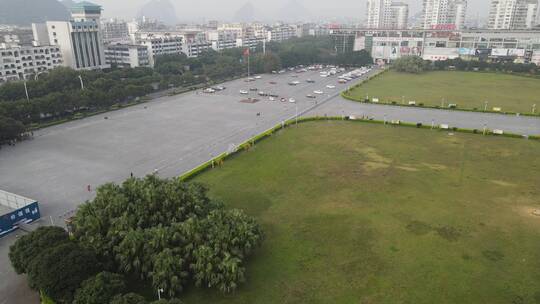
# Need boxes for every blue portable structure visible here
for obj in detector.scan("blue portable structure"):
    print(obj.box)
[0,190,40,237]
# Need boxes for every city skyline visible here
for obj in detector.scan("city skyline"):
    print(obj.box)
[89,0,494,22]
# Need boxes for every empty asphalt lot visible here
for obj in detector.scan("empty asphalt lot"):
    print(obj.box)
[1,67,539,304]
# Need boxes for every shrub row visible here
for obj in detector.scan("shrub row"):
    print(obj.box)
[341,70,540,118]
[179,116,538,181]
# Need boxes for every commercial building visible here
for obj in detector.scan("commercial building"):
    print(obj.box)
[366,0,409,29]
[182,40,212,58]
[0,43,63,83]
[331,28,540,65]
[104,44,150,68]
[32,1,109,70]
[488,0,538,29]
[0,190,40,237]
[422,0,468,30]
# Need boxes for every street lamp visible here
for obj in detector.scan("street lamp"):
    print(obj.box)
[157,288,164,300]
[78,75,85,90]
[23,81,29,101]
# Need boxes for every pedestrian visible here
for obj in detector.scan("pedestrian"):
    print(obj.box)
[87,184,91,192]
[130,172,134,178]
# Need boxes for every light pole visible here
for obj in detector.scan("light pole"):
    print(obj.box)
[23,81,29,101]
[78,75,85,90]
[157,288,164,300]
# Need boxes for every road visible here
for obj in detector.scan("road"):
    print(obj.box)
[1,67,539,304]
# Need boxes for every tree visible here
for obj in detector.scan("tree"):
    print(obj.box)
[8,226,69,274]
[0,115,26,144]
[392,56,430,73]
[27,242,100,303]
[110,293,148,304]
[72,176,263,297]
[73,272,126,304]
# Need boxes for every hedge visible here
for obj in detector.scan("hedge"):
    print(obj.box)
[341,70,540,118]
[178,116,538,182]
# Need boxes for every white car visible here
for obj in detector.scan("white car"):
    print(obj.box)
[289,98,296,103]
[326,85,336,89]
[269,97,276,101]
[314,90,324,95]
[320,74,328,78]
[239,90,249,94]
[255,75,262,79]
[204,88,216,93]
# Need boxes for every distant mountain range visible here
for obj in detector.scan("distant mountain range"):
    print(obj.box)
[137,0,178,25]
[232,0,311,23]
[277,0,311,21]
[0,0,69,25]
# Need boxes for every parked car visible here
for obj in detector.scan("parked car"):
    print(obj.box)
[203,88,215,93]
[250,88,258,91]
[314,90,324,95]
[306,79,315,83]
[289,98,296,103]
[326,85,336,89]
[306,94,316,99]
[239,90,249,94]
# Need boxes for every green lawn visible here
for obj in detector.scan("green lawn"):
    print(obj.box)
[182,121,540,304]
[348,71,540,114]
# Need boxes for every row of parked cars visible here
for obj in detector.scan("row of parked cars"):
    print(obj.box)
[338,67,372,83]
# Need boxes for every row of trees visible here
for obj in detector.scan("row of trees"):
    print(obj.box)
[0,36,372,146]
[393,56,540,75]
[10,177,264,303]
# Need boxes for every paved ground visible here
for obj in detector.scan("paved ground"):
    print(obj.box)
[1,67,539,304]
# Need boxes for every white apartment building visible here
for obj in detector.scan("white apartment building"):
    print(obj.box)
[32,2,109,70]
[267,24,298,42]
[488,0,538,29]
[182,41,212,58]
[0,43,63,84]
[101,19,130,44]
[138,34,183,67]
[367,0,409,29]
[422,0,468,30]
[207,30,238,51]
[104,44,150,68]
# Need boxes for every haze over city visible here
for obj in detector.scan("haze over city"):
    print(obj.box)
[91,0,492,21]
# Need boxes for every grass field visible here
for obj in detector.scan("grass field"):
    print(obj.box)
[348,71,540,114]
[180,121,540,304]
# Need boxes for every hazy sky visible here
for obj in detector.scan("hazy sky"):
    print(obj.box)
[91,0,492,22]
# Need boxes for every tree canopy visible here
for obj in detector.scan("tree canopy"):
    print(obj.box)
[392,56,431,73]
[73,272,126,304]
[27,241,100,303]
[8,226,69,274]
[72,176,264,297]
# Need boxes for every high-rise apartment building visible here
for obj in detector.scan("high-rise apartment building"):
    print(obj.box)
[389,3,409,29]
[422,0,467,30]
[33,2,109,70]
[366,0,409,29]
[488,0,538,29]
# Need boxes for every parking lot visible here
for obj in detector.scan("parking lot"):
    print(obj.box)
[1,64,540,304]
